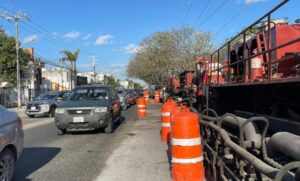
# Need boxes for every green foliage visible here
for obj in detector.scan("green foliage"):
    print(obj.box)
[127,26,214,85]
[0,28,31,85]
[133,82,142,90]
[60,49,80,88]
[106,75,121,89]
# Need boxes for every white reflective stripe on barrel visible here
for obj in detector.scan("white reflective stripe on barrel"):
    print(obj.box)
[138,110,146,112]
[172,137,201,146]
[162,123,170,127]
[172,155,204,164]
[155,95,159,97]
[161,112,170,117]
[137,105,145,108]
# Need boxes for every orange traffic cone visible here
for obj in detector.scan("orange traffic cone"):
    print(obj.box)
[154,90,160,103]
[161,99,177,143]
[144,91,150,104]
[137,97,146,118]
[171,107,205,181]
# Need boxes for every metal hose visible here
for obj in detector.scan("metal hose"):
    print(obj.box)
[201,119,294,180]
[240,117,283,169]
[274,162,300,181]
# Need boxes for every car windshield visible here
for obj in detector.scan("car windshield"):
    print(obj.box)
[35,93,58,100]
[69,88,108,101]
[116,90,123,94]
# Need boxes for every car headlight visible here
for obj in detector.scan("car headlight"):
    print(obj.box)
[40,104,50,112]
[55,108,65,114]
[95,107,107,113]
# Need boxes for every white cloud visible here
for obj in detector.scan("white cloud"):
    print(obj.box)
[122,43,141,54]
[94,34,113,45]
[244,0,265,4]
[109,64,127,69]
[52,32,58,36]
[82,33,91,40]
[23,34,38,44]
[83,42,91,46]
[64,31,80,39]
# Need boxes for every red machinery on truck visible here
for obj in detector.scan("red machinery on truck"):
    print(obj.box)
[165,1,300,180]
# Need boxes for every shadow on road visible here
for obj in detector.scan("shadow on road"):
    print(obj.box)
[13,147,61,181]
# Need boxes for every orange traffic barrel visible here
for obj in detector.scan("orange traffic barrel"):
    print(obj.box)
[137,97,147,118]
[144,91,150,104]
[154,90,160,103]
[161,99,177,143]
[171,107,204,181]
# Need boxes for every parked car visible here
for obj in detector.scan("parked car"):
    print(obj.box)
[0,105,24,181]
[125,91,136,105]
[55,85,121,134]
[116,88,130,110]
[26,91,69,118]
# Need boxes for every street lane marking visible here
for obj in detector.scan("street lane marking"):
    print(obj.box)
[23,119,54,130]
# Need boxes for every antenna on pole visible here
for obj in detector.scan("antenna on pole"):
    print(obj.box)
[0,11,29,109]
[90,55,98,83]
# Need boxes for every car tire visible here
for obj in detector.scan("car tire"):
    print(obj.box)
[27,115,35,118]
[49,107,56,117]
[57,128,67,135]
[0,149,15,181]
[105,114,114,133]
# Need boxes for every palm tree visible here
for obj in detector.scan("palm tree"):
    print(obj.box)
[60,49,80,90]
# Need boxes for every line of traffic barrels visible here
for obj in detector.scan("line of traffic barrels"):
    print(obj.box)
[161,99,205,181]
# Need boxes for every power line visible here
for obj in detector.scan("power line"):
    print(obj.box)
[192,0,211,28]
[214,5,248,39]
[195,0,229,29]
[0,6,99,56]
[182,0,194,25]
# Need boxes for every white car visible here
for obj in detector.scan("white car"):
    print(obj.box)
[0,105,24,181]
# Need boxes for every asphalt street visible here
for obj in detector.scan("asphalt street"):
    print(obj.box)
[13,105,137,181]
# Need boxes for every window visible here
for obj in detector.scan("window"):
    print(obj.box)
[69,88,108,101]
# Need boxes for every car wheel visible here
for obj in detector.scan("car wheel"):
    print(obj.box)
[27,115,35,118]
[105,114,114,133]
[57,128,67,135]
[0,149,15,181]
[49,107,56,117]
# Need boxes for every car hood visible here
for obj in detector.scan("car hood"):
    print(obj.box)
[27,99,52,105]
[58,100,109,108]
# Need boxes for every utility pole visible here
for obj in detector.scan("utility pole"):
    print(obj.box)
[90,55,98,83]
[0,12,28,109]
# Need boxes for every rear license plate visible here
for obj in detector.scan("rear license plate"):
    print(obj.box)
[31,106,36,110]
[73,117,84,123]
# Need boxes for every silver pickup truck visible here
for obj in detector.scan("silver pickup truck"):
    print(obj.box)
[26,91,69,118]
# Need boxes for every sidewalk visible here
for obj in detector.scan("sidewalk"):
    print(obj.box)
[96,102,171,181]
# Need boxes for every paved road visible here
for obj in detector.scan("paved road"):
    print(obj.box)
[13,106,137,181]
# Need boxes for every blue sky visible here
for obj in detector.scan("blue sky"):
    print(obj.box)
[0,0,299,80]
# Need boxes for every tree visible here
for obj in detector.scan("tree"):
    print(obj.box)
[127,26,214,85]
[0,28,31,85]
[60,49,80,89]
[106,76,121,89]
